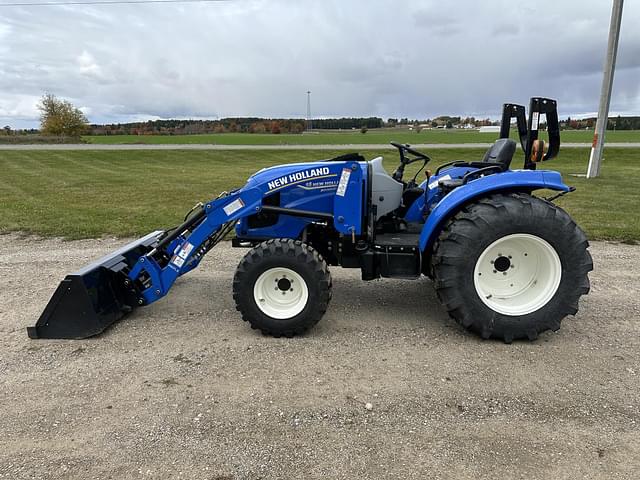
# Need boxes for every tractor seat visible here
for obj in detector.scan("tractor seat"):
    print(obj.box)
[481,138,516,169]
[438,138,517,193]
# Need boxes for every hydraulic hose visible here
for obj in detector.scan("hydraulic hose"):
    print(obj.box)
[151,206,206,255]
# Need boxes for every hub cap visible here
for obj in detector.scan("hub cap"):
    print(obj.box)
[253,267,309,319]
[473,234,562,316]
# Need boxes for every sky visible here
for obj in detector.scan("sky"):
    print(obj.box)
[0,0,639,129]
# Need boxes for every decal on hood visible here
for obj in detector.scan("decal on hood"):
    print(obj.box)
[267,167,333,191]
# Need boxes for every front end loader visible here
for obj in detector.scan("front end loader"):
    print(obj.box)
[29,98,592,343]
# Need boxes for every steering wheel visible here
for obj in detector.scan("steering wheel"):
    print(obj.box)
[390,141,431,182]
[390,141,429,161]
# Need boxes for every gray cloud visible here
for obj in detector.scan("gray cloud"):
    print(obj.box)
[0,0,638,128]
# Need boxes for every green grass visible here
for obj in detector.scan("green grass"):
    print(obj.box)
[0,148,638,241]
[83,129,640,145]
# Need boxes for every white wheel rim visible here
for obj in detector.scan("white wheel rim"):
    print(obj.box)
[253,267,309,319]
[473,234,562,316]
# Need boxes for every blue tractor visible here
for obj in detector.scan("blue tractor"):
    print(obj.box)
[29,98,592,343]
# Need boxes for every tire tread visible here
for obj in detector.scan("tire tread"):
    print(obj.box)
[233,238,331,337]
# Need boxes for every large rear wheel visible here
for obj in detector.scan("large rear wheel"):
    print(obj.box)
[431,193,592,342]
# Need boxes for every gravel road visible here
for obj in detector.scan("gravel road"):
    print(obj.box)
[1,236,638,479]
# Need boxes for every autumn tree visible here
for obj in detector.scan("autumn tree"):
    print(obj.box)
[38,94,89,136]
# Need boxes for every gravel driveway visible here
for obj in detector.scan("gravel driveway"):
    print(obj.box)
[1,235,638,479]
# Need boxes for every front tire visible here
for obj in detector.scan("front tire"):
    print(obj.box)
[233,239,331,337]
[431,193,592,342]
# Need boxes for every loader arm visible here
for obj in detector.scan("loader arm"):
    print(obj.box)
[128,187,264,305]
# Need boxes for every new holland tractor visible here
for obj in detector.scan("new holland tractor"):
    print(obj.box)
[28,98,592,343]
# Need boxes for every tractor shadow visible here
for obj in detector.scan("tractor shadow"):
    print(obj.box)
[324,273,453,334]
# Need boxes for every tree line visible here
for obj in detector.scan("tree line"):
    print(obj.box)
[561,116,640,131]
[91,117,385,136]
[2,95,640,137]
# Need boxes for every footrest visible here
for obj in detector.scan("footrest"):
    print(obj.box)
[374,233,420,248]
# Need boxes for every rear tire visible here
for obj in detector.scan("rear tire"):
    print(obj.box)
[233,239,331,337]
[431,193,592,342]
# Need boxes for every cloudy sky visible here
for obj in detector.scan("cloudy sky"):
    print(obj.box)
[0,0,638,128]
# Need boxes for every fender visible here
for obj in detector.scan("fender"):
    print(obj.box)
[418,169,571,253]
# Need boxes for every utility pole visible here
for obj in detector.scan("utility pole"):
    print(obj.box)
[306,91,312,131]
[587,0,624,178]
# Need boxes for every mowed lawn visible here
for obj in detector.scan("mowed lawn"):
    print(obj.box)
[0,148,638,242]
[83,129,640,145]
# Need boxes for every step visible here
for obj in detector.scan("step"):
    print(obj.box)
[374,233,420,249]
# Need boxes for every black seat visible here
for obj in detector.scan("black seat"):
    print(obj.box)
[437,138,517,193]
[481,138,516,169]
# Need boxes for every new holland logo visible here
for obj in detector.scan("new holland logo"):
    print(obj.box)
[267,167,332,191]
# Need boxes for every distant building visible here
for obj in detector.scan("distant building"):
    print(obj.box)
[479,126,500,133]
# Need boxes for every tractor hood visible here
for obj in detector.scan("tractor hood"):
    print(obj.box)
[245,161,350,194]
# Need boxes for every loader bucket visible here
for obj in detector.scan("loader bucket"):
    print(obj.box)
[27,230,164,339]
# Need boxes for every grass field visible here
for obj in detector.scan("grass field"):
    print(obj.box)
[0,148,638,241]
[83,129,640,145]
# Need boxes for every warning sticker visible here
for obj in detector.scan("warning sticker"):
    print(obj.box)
[177,242,194,260]
[429,174,451,190]
[223,198,245,216]
[531,111,540,131]
[336,168,351,197]
[172,255,185,268]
